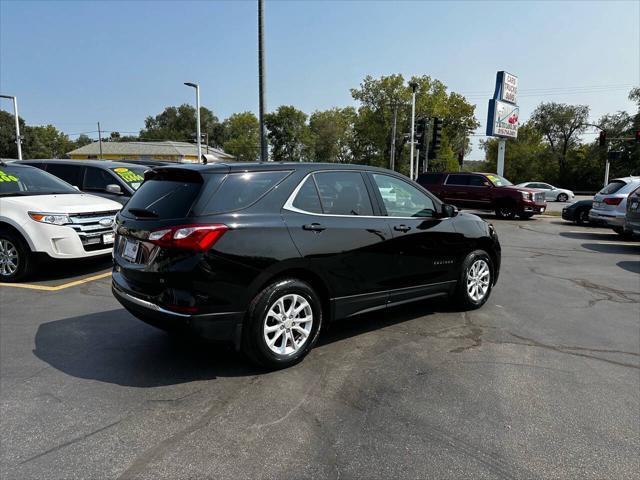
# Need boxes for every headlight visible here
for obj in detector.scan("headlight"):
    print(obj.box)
[28,212,71,225]
[520,191,533,201]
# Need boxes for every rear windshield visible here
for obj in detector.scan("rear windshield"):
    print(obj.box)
[121,171,203,219]
[599,180,626,195]
[110,167,147,190]
[200,171,290,214]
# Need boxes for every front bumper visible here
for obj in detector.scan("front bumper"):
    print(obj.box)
[25,222,114,259]
[520,201,547,214]
[112,274,243,345]
[588,210,625,227]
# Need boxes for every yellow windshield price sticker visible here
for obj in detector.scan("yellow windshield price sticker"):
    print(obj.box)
[0,170,19,182]
[113,168,144,183]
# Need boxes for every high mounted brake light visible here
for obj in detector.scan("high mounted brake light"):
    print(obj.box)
[148,224,228,251]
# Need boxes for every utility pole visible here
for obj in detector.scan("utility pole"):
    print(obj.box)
[184,82,202,163]
[0,94,22,159]
[409,81,418,180]
[389,103,399,171]
[258,0,268,162]
[97,122,103,160]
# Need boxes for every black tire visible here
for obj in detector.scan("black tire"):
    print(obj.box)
[0,229,33,282]
[495,202,517,219]
[575,208,590,225]
[452,250,494,310]
[557,193,569,202]
[518,213,534,219]
[242,278,323,369]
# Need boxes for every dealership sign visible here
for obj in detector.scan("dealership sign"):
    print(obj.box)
[486,71,519,138]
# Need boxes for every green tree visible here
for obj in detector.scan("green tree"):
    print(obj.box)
[350,74,479,174]
[309,107,356,163]
[529,102,589,182]
[222,112,260,161]
[140,104,224,147]
[0,111,26,159]
[74,134,94,148]
[23,125,75,159]
[265,106,313,161]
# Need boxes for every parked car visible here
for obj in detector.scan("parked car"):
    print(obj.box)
[111,163,501,369]
[0,162,121,281]
[20,159,148,205]
[562,199,593,225]
[516,182,574,202]
[417,172,547,219]
[624,185,640,237]
[589,177,640,236]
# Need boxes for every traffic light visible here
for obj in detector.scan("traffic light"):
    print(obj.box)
[428,118,443,160]
[635,130,640,144]
[415,118,428,150]
[457,151,464,167]
[598,130,606,147]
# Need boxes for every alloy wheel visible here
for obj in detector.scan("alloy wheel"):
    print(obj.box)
[558,193,568,202]
[263,293,313,355]
[0,239,19,277]
[466,259,490,302]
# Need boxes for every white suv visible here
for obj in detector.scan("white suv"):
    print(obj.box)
[0,162,122,281]
[589,176,640,236]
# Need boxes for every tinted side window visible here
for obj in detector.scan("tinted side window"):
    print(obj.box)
[468,175,487,187]
[84,167,117,191]
[417,173,443,185]
[46,164,83,187]
[314,171,373,216]
[445,174,469,186]
[292,176,323,214]
[372,174,435,218]
[202,171,290,214]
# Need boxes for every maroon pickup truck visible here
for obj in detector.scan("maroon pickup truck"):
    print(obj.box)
[417,172,547,219]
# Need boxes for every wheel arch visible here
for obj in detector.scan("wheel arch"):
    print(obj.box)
[476,237,500,285]
[0,220,33,251]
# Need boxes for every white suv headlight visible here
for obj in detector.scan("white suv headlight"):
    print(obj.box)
[28,212,71,225]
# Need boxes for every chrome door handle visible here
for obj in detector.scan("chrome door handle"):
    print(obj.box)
[303,223,326,232]
[394,224,411,232]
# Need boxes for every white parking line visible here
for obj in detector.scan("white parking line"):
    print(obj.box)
[592,241,640,246]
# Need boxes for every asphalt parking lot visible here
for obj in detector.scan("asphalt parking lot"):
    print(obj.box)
[1,216,638,480]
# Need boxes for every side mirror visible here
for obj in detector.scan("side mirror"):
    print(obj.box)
[106,184,123,195]
[441,204,459,218]
[73,185,80,190]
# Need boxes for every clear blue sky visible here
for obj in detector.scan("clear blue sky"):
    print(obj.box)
[1,0,638,160]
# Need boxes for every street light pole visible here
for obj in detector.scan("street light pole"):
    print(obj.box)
[184,82,202,163]
[409,82,418,180]
[389,102,399,171]
[0,94,22,160]
[258,0,268,162]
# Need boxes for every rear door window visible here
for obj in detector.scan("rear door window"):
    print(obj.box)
[291,176,323,214]
[313,171,373,216]
[46,164,83,187]
[202,171,290,214]
[599,181,626,195]
[445,174,470,186]
[417,173,443,185]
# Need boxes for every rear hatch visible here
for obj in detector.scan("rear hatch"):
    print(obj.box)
[593,180,628,213]
[113,167,228,310]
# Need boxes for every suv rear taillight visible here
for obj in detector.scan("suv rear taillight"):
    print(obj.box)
[148,224,228,251]
[603,197,623,206]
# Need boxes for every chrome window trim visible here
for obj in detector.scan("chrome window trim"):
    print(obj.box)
[283,170,448,221]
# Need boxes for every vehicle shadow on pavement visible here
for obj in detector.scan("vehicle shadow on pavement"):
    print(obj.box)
[581,242,640,254]
[33,309,259,387]
[31,256,113,282]
[33,301,449,387]
[559,231,618,241]
[617,261,640,274]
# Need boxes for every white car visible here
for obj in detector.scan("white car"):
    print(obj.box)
[589,176,640,236]
[516,182,574,202]
[0,162,122,281]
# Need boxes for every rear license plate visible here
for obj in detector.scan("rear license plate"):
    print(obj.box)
[102,232,115,245]
[122,238,140,262]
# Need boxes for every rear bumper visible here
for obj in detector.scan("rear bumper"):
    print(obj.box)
[588,210,625,227]
[112,276,243,345]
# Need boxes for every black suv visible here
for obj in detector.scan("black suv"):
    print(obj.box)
[21,159,148,205]
[112,163,501,368]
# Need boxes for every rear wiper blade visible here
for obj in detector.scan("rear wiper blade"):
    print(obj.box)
[127,208,158,218]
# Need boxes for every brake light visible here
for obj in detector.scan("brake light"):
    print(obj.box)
[603,197,623,206]
[148,224,228,251]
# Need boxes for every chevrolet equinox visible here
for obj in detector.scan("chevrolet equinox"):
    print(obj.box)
[112,163,501,369]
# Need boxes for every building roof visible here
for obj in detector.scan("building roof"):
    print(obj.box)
[68,141,234,160]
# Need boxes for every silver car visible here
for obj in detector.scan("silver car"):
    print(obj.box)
[516,182,574,202]
[589,176,640,235]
